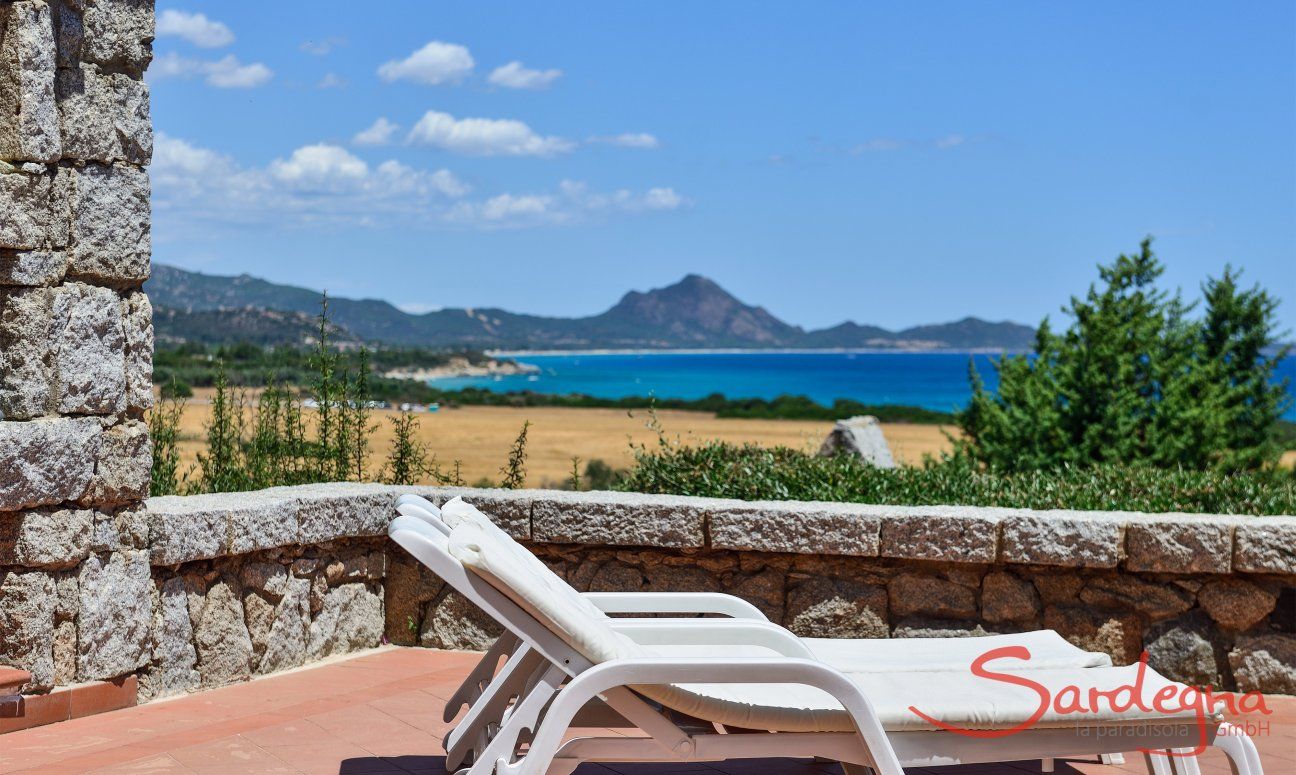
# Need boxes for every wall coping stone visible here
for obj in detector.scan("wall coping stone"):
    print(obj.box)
[140,484,1296,575]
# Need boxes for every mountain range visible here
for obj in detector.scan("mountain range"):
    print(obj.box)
[146,265,1037,351]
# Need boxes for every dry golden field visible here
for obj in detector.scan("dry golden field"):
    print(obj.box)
[171,389,958,487]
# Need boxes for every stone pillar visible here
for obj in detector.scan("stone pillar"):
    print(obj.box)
[1,0,153,692]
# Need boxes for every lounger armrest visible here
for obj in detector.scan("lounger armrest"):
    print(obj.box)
[582,592,769,621]
[608,619,814,659]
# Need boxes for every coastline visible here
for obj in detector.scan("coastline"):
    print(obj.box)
[488,347,1024,357]
[383,357,540,382]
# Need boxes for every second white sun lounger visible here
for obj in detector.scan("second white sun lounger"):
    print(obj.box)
[389,509,1264,775]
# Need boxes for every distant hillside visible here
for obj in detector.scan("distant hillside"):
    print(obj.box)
[153,306,362,348]
[146,265,1036,351]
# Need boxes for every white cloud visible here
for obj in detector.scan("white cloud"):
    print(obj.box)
[353,117,400,146]
[449,180,686,228]
[301,37,347,56]
[270,144,369,186]
[488,61,562,90]
[152,133,469,236]
[588,132,659,149]
[151,52,273,89]
[152,135,681,236]
[378,41,474,85]
[156,10,234,48]
[407,110,574,157]
[317,73,347,89]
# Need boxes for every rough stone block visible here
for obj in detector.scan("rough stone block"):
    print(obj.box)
[55,63,150,163]
[879,507,1002,563]
[68,161,149,285]
[1125,516,1235,574]
[383,553,445,646]
[1078,574,1193,619]
[51,0,83,70]
[1197,578,1277,632]
[77,549,151,680]
[1232,517,1296,574]
[1000,511,1125,568]
[187,576,254,689]
[121,289,151,411]
[0,1,61,162]
[226,494,298,556]
[892,617,995,638]
[981,571,1040,623]
[0,164,69,250]
[889,572,978,619]
[710,501,879,556]
[0,569,56,690]
[145,494,229,565]
[81,0,153,77]
[532,490,706,547]
[419,589,500,651]
[0,507,91,566]
[1044,605,1143,666]
[90,505,148,552]
[244,570,310,676]
[1229,634,1296,695]
[1145,613,1225,688]
[138,575,199,701]
[0,416,100,511]
[786,576,888,638]
[52,281,125,414]
[82,419,149,504]
[292,486,394,544]
[308,582,383,660]
[0,249,64,285]
[0,285,55,418]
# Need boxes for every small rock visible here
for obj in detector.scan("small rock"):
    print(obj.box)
[1044,605,1143,666]
[818,416,895,468]
[308,582,383,659]
[892,617,994,639]
[1079,574,1194,620]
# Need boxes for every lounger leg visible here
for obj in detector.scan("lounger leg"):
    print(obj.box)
[1102,754,1127,766]
[1211,722,1262,775]
[466,664,566,775]
[445,632,521,723]
[1170,749,1202,775]
[1041,757,1055,772]
[1146,751,1174,775]
[446,645,545,770]
[839,763,873,775]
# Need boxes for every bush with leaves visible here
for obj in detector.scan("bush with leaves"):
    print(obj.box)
[960,240,1290,472]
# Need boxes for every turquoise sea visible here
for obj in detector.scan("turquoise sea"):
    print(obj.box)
[430,351,1296,421]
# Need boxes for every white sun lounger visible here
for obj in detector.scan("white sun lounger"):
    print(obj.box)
[389,508,1263,775]
[396,494,1113,673]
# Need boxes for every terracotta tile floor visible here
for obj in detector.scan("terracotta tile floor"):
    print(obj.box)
[0,646,1291,775]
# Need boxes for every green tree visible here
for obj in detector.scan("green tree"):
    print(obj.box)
[961,240,1288,471]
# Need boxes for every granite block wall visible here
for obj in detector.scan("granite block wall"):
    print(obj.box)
[0,0,153,692]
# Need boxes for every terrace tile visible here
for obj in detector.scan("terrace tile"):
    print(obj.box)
[0,646,1289,775]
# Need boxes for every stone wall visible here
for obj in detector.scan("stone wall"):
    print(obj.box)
[72,484,1291,702]
[1,0,154,693]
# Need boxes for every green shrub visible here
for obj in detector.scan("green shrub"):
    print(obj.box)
[617,440,1296,515]
[961,241,1291,472]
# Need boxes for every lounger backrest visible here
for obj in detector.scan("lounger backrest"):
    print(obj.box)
[448,520,649,664]
[440,497,613,625]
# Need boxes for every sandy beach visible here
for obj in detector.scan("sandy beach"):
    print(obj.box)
[170,391,958,487]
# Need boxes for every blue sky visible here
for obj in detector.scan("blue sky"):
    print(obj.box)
[150,1,1296,332]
